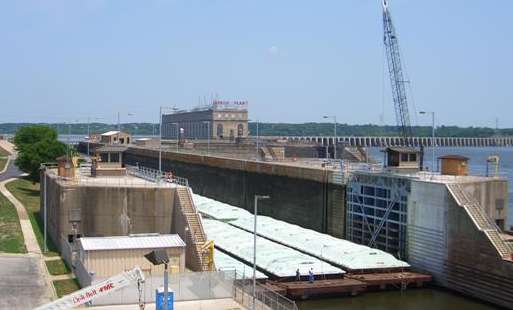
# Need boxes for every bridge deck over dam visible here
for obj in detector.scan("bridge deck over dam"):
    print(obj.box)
[272,135,513,147]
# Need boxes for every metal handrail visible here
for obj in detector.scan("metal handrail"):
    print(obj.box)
[125,164,189,187]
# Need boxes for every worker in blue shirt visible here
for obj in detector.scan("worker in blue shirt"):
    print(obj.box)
[308,268,314,283]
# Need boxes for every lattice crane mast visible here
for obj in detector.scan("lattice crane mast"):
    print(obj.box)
[382,0,414,143]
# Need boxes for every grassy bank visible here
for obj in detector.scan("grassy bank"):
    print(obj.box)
[46,258,71,276]
[53,279,80,298]
[5,178,59,256]
[0,192,26,253]
[0,146,9,157]
[0,157,7,172]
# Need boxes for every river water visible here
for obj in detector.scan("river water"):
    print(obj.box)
[297,288,497,310]
[298,147,511,310]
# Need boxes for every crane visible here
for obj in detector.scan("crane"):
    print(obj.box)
[34,266,145,310]
[382,0,413,144]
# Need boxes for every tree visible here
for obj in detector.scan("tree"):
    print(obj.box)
[14,125,67,181]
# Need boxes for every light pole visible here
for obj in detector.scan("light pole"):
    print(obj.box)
[117,112,135,132]
[320,244,329,280]
[144,249,170,310]
[420,111,435,171]
[42,165,47,252]
[203,121,211,156]
[87,117,103,156]
[159,106,176,174]
[256,121,259,161]
[323,115,337,159]
[253,194,270,310]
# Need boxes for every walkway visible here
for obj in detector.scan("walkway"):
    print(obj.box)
[0,179,41,255]
[0,139,56,308]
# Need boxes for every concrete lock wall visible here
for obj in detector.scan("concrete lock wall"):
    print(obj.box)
[41,175,175,252]
[123,147,347,238]
[409,180,513,309]
[445,196,513,308]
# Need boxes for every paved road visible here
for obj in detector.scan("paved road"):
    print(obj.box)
[0,254,54,309]
[0,158,23,181]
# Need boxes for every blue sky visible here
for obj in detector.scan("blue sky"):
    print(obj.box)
[0,0,512,127]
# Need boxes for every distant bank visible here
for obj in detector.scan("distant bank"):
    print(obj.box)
[1,122,512,138]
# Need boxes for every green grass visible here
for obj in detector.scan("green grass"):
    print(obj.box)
[53,279,80,298]
[5,178,59,256]
[0,192,26,253]
[0,146,9,157]
[46,259,71,276]
[0,157,7,172]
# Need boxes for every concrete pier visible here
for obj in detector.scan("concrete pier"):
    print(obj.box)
[277,135,513,147]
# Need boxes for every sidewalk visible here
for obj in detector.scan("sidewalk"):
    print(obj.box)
[0,177,57,300]
[0,179,41,255]
[89,298,245,310]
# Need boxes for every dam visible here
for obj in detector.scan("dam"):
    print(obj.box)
[74,140,513,308]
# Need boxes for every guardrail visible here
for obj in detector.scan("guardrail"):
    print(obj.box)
[233,277,298,310]
[125,165,189,187]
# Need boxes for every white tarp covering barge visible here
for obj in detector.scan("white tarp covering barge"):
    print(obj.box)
[193,195,252,221]
[203,219,344,278]
[214,249,268,280]
[193,194,409,271]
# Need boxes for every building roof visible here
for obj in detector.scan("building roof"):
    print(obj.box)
[438,154,469,161]
[385,147,420,154]
[101,131,128,136]
[79,234,185,251]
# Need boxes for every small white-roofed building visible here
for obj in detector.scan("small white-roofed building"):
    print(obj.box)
[76,234,186,279]
[100,130,132,145]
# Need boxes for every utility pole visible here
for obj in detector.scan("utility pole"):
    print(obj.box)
[43,166,47,252]
[256,121,259,161]
[253,195,270,310]
[420,111,435,171]
[323,115,337,159]
[159,107,162,174]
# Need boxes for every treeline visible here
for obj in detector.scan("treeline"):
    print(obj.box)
[248,123,511,137]
[0,122,510,137]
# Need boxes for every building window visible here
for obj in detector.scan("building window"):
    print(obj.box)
[217,124,224,138]
[237,124,244,136]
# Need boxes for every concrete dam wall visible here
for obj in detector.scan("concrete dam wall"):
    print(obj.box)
[123,147,346,238]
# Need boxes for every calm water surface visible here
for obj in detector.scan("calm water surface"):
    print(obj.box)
[297,288,498,310]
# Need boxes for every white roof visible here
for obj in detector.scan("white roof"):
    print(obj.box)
[193,193,409,271]
[214,249,268,279]
[101,131,121,136]
[79,234,185,251]
[203,219,344,278]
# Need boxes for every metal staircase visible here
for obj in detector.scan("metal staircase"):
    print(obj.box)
[447,183,511,259]
[175,187,211,271]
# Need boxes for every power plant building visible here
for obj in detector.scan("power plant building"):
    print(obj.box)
[161,100,249,140]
